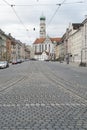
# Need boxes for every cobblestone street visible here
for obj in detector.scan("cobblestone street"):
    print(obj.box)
[0,61,87,130]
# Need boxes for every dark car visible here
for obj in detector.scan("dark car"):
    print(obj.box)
[30,58,37,61]
[17,59,22,64]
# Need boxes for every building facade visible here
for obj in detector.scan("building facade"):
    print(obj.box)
[59,17,87,65]
[33,15,61,61]
[81,18,87,63]
[66,23,83,63]
[33,36,61,61]
[0,29,30,62]
[0,29,9,61]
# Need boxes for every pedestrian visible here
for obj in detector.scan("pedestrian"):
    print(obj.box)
[66,55,69,64]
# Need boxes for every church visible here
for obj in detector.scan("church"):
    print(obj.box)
[33,15,61,61]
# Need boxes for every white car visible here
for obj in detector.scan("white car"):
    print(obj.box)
[0,61,9,69]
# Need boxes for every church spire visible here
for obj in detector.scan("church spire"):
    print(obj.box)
[40,14,46,38]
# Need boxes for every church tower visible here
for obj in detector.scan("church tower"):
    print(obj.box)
[40,14,46,38]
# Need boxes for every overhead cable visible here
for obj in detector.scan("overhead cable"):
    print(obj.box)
[1,1,86,6]
[2,0,27,30]
[48,5,61,25]
[48,0,66,25]
[2,0,10,6]
[2,0,29,37]
[0,3,56,6]
[11,6,30,40]
[11,6,28,31]
[63,1,85,5]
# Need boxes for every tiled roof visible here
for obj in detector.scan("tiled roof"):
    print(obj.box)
[45,51,49,55]
[33,37,61,44]
[50,38,61,43]
[35,51,49,56]
[33,38,45,44]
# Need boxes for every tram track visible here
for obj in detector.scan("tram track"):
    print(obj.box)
[43,71,87,104]
[0,61,87,105]
[39,63,87,105]
[0,75,27,93]
[27,61,87,104]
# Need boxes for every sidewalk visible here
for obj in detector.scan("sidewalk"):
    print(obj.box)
[62,61,79,67]
[63,61,87,68]
[69,62,79,67]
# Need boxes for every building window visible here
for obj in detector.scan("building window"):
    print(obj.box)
[45,44,47,51]
[39,44,41,52]
[35,46,37,53]
[49,44,50,52]
[42,44,44,52]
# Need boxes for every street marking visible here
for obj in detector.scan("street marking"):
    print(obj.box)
[0,103,86,107]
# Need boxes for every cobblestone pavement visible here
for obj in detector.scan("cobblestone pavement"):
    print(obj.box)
[0,61,87,130]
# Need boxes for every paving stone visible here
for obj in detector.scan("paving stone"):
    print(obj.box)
[0,62,87,129]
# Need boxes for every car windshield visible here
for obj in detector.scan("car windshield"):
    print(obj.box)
[0,61,5,64]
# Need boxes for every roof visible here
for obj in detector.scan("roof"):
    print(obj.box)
[45,51,49,55]
[40,17,46,20]
[82,18,87,24]
[33,38,46,44]
[33,37,61,44]
[72,23,83,30]
[40,14,46,20]
[0,29,9,38]
[50,38,61,43]
[35,51,49,56]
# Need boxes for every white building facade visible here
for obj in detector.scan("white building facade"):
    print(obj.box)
[33,36,58,61]
[33,15,61,61]
[81,18,87,63]
[67,23,83,63]
[66,19,87,64]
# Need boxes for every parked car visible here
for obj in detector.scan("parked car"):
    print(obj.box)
[0,61,9,69]
[12,60,17,65]
[30,58,37,61]
[17,59,22,64]
[44,59,49,62]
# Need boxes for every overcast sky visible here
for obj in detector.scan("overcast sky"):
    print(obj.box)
[0,0,87,45]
